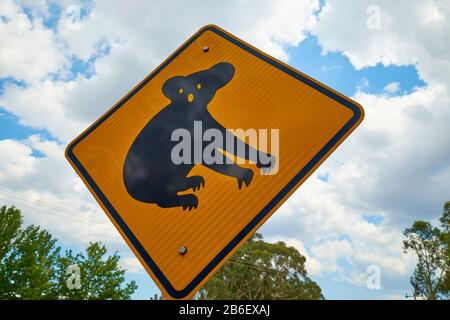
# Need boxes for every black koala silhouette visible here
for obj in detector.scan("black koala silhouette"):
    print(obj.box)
[123,62,274,210]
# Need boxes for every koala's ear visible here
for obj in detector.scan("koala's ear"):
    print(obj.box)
[209,62,235,88]
[162,76,184,99]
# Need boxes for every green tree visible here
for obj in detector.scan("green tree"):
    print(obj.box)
[0,205,137,300]
[198,233,323,300]
[403,201,450,300]
[0,224,61,299]
[56,242,137,299]
[0,206,22,260]
[441,202,450,294]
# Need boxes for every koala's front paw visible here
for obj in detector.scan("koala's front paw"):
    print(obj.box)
[187,175,205,191]
[181,194,198,211]
[236,168,253,189]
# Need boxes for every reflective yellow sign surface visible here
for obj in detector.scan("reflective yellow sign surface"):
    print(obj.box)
[66,25,364,299]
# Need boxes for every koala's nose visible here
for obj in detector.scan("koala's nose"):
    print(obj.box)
[187,93,194,103]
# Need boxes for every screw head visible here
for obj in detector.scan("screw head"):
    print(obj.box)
[202,46,209,53]
[179,246,187,255]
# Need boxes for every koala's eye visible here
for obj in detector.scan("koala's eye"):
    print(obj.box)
[178,88,184,94]
[196,83,202,90]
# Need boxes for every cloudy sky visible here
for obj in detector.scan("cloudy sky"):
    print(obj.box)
[1,0,449,299]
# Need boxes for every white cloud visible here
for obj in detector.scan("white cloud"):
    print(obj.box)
[120,256,144,274]
[264,84,448,292]
[265,236,324,276]
[261,79,449,290]
[0,135,123,249]
[0,139,35,180]
[261,0,450,282]
[310,240,353,270]
[357,77,370,92]
[0,80,86,142]
[0,0,322,289]
[0,0,68,83]
[313,0,450,88]
[1,0,449,298]
[1,0,320,142]
[383,82,400,94]
[255,0,449,291]
[57,0,320,62]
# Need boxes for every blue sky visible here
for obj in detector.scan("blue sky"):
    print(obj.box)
[287,36,425,97]
[0,31,423,299]
[0,34,424,152]
[1,0,449,300]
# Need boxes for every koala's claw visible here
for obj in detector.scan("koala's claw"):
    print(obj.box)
[181,194,198,211]
[188,176,205,192]
[237,169,253,189]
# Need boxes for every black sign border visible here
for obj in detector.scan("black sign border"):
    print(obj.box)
[66,25,363,299]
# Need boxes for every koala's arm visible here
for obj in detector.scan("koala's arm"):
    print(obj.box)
[204,115,272,167]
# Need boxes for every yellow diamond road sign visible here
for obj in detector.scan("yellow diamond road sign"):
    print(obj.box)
[65,25,364,299]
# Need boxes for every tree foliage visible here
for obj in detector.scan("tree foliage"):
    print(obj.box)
[0,205,137,300]
[0,206,22,261]
[403,201,450,300]
[56,242,137,299]
[198,233,323,300]
[0,206,60,299]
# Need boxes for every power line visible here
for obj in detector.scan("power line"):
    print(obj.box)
[0,198,112,230]
[0,195,113,231]
[227,257,408,296]
[0,189,107,224]
[0,188,107,223]
[0,191,410,297]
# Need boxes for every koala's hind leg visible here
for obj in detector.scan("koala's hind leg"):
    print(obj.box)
[156,193,198,211]
[204,162,253,189]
